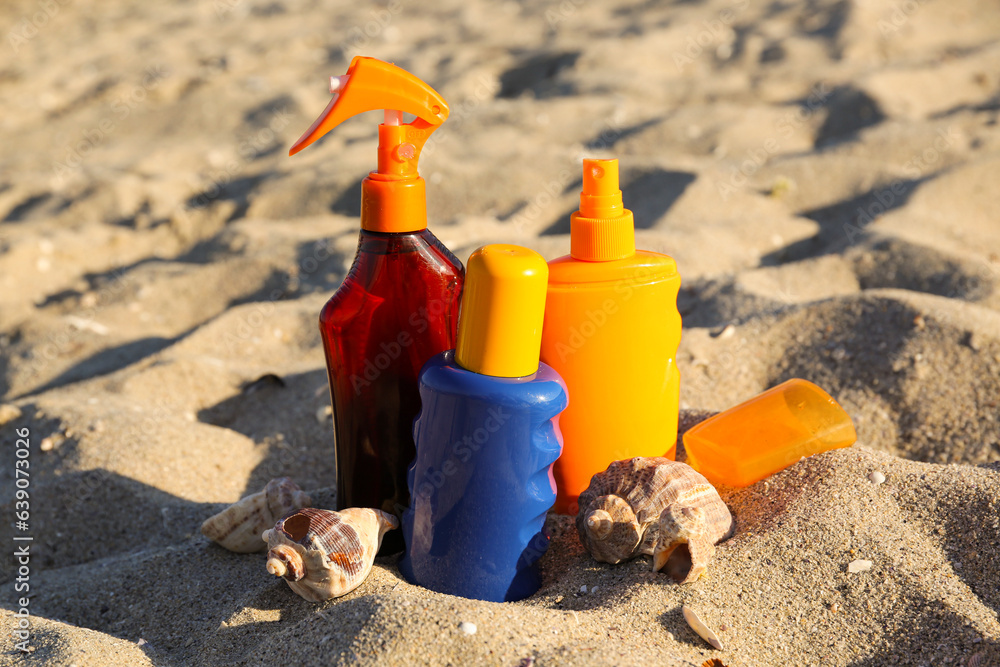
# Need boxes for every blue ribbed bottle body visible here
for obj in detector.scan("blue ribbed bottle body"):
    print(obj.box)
[399,350,567,602]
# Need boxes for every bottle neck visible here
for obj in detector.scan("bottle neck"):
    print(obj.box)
[360,173,427,233]
[357,227,434,255]
[569,210,636,261]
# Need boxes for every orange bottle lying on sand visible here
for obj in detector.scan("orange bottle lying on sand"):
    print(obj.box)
[683,378,858,487]
[540,158,682,515]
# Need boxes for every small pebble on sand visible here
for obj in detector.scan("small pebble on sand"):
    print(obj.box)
[459,622,477,636]
[0,404,22,426]
[869,471,886,485]
[848,559,873,573]
[40,433,66,452]
[315,405,332,424]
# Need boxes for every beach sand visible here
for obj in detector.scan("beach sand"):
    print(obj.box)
[1,0,999,664]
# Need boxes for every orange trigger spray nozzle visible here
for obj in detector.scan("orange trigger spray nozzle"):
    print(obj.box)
[289,57,451,232]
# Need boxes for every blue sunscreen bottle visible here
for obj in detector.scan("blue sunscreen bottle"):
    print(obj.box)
[399,244,568,602]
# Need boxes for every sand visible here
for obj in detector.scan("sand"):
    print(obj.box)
[1,0,999,664]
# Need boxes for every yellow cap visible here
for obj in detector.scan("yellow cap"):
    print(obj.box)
[570,159,636,262]
[455,244,549,378]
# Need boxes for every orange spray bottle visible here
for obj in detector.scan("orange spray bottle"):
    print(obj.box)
[540,158,682,514]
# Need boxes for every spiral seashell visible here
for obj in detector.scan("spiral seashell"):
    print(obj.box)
[576,457,733,583]
[200,477,312,553]
[263,507,398,601]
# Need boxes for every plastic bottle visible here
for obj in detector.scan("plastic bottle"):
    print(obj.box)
[399,244,568,602]
[289,57,464,552]
[540,158,682,515]
[683,378,857,487]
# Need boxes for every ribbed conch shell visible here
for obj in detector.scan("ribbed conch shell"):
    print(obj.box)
[200,477,312,553]
[263,507,398,602]
[576,457,734,583]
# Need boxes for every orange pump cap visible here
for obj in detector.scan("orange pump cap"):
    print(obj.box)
[580,159,623,218]
[570,159,636,262]
[289,57,450,233]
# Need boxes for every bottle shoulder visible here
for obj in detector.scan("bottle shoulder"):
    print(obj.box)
[354,228,463,267]
[319,229,464,326]
[420,229,464,271]
[547,250,678,286]
[420,352,567,404]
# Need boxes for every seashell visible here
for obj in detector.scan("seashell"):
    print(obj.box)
[576,457,733,583]
[654,494,734,584]
[701,659,730,667]
[263,507,398,601]
[682,605,723,650]
[201,477,311,553]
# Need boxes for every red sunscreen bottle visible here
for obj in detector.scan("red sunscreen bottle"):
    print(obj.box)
[290,57,464,552]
